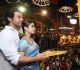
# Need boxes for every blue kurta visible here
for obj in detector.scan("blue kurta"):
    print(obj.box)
[18,38,40,70]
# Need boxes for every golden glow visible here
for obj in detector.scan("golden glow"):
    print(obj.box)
[41,10,47,16]
[18,6,26,13]
[78,0,80,28]
[76,3,78,6]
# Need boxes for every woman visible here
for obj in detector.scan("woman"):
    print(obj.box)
[18,20,47,70]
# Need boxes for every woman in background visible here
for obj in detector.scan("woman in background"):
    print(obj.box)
[18,20,47,70]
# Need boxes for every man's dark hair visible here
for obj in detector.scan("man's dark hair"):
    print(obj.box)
[3,9,20,25]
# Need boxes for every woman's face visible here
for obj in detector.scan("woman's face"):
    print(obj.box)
[26,23,36,34]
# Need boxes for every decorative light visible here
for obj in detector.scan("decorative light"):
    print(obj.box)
[76,3,78,6]
[59,27,72,30]
[59,6,73,13]
[73,13,79,17]
[32,0,50,6]
[67,15,72,18]
[5,0,20,3]
[18,6,26,13]
[49,28,55,31]
[59,6,73,27]
[41,10,47,16]
[70,19,77,25]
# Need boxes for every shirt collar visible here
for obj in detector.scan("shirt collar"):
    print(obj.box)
[5,26,19,34]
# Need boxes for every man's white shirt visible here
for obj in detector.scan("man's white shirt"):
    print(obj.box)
[0,26,20,65]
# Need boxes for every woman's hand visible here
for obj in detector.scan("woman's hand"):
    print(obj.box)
[36,52,49,61]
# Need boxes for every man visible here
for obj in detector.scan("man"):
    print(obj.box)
[0,9,48,70]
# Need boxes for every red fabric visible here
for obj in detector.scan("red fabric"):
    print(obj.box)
[50,0,58,4]
[60,63,69,70]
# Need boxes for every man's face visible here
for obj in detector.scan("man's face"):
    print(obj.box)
[11,11,23,28]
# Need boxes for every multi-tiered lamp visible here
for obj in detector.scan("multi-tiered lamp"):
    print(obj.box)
[32,0,50,6]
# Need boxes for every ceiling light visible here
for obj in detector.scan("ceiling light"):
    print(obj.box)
[32,0,50,6]
[41,10,47,16]
[70,19,77,24]
[18,6,26,13]
[59,6,73,13]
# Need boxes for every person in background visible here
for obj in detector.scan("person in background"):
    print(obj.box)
[0,9,48,70]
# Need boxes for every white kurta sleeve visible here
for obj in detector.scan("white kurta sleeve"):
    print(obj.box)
[0,32,20,65]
